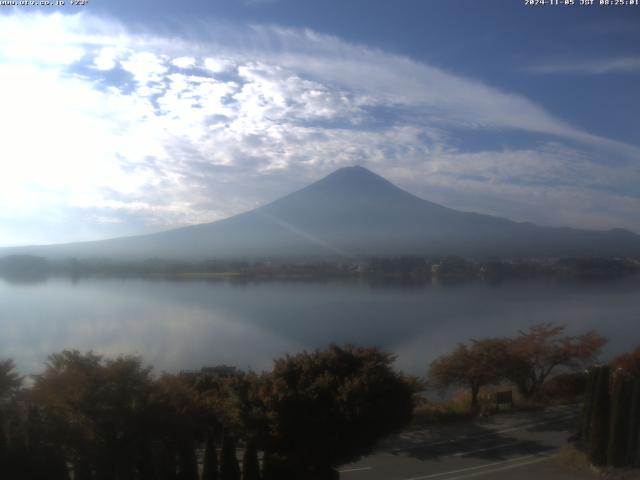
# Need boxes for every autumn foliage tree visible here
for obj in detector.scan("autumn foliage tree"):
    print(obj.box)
[612,345,640,379]
[0,344,422,480]
[30,351,159,479]
[429,323,607,411]
[217,372,270,452]
[428,338,511,411]
[507,323,606,398]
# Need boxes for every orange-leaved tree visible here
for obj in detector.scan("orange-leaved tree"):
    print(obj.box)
[507,323,606,398]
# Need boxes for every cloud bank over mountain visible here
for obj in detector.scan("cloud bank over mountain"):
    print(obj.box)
[1,12,639,247]
[5,166,640,261]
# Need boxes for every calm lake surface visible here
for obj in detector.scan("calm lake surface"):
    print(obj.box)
[2,275,639,376]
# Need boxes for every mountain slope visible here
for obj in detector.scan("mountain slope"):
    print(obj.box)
[4,166,640,259]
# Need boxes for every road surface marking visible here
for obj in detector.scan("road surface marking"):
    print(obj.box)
[400,454,537,479]
[450,441,523,457]
[436,455,550,480]
[400,454,549,480]
[339,466,373,473]
[391,413,576,453]
[490,414,576,436]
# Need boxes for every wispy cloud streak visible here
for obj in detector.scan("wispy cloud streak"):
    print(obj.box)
[527,57,640,75]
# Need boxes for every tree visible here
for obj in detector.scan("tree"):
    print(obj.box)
[507,323,606,398]
[0,359,22,400]
[587,365,610,466]
[613,345,640,379]
[627,378,640,467]
[151,373,209,480]
[177,440,198,480]
[607,370,633,467]
[216,372,269,451]
[242,441,260,480]
[30,350,156,480]
[429,338,511,411]
[202,434,219,480]
[261,452,296,480]
[0,358,22,470]
[612,345,640,467]
[261,345,416,477]
[219,434,241,480]
[579,367,599,442]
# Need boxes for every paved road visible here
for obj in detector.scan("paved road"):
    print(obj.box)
[339,405,590,480]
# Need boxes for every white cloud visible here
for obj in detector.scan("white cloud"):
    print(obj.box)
[93,46,128,70]
[0,12,638,246]
[392,143,640,231]
[171,56,196,69]
[527,57,640,75]
[204,57,233,73]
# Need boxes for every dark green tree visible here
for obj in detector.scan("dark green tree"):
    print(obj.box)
[157,442,178,480]
[0,358,22,470]
[607,371,633,467]
[202,434,219,480]
[20,404,70,480]
[580,367,599,442]
[613,345,640,467]
[587,365,610,466]
[177,440,198,480]
[262,345,416,478]
[626,377,640,467]
[242,441,260,480]
[151,374,209,480]
[135,443,156,480]
[73,457,94,480]
[38,445,71,480]
[220,434,241,480]
[0,359,22,399]
[261,452,296,480]
[0,359,22,477]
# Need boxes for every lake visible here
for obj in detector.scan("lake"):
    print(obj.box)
[1,275,639,377]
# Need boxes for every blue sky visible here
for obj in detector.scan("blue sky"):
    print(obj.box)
[0,1,639,246]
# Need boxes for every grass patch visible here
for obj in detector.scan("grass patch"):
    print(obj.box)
[410,398,472,428]
[410,390,486,428]
[554,445,596,476]
[554,445,640,480]
[410,385,582,429]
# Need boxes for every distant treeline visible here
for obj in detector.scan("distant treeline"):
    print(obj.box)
[1,254,639,283]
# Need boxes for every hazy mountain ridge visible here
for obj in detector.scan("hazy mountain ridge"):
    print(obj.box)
[3,166,640,260]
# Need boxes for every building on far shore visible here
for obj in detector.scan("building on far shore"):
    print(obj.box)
[179,365,238,381]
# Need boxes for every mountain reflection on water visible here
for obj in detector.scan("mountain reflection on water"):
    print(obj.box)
[1,275,639,376]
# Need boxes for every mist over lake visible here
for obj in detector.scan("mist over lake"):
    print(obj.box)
[2,275,639,377]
